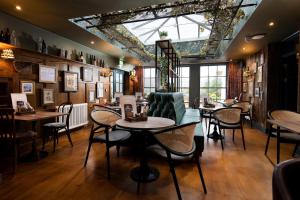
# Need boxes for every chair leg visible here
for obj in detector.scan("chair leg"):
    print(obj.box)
[167,151,182,200]
[32,138,38,161]
[265,127,272,155]
[232,129,235,142]
[65,128,73,147]
[116,145,120,157]
[292,144,298,157]
[240,126,246,150]
[196,158,207,194]
[207,118,211,139]
[84,142,92,167]
[53,130,56,152]
[106,144,111,179]
[218,126,224,150]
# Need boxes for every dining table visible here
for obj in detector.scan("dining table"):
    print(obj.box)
[199,103,224,140]
[267,119,300,164]
[116,117,175,183]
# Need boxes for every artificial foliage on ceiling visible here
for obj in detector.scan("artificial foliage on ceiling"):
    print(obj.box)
[70,0,257,62]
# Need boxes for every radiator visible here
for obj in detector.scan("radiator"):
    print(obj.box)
[57,103,88,130]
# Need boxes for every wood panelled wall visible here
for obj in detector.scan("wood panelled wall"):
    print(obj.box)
[0,49,112,110]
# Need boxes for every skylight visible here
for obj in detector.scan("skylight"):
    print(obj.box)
[123,14,211,45]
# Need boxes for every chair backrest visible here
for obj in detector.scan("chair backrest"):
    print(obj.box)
[213,107,242,125]
[0,108,15,140]
[154,121,199,155]
[90,108,121,128]
[232,101,250,113]
[120,95,137,119]
[269,110,300,121]
[273,158,300,200]
[58,102,73,127]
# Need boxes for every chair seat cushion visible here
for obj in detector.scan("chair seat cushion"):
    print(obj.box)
[43,122,66,129]
[16,131,37,139]
[93,130,131,142]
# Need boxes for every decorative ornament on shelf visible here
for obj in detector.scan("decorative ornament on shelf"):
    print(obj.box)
[159,56,168,88]
[1,49,15,59]
[130,69,136,81]
[100,67,112,77]
[159,31,168,40]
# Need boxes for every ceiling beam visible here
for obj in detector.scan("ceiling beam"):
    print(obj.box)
[175,17,181,40]
[144,18,170,43]
[183,15,211,30]
[132,20,154,30]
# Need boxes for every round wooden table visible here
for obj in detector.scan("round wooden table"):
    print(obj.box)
[116,117,175,183]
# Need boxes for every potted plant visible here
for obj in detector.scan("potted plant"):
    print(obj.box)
[159,31,168,40]
[159,56,168,89]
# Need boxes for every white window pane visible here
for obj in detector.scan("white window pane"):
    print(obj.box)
[217,65,226,76]
[120,84,123,93]
[181,67,189,77]
[144,88,150,95]
[144,78,151,87]
[151,78,155,87]
[181,78,189,87]
[116,73,120,82]
[200,66,208,77]
[150,68,155,76]
[179,24,198,40]
[116,84,119,92]
[120,74,123,83]
[209,66,217,76]
[221,88,226,100]
[144,68,151,77]
[217,77,226,87]
[200,88,208,98]
[209,77,217,87]
[200,77,208,87]
[150,88,155,93]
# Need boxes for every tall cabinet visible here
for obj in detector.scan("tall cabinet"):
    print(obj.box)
[155,40,180,92]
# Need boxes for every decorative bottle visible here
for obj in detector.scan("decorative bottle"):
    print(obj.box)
[10,30,17,46]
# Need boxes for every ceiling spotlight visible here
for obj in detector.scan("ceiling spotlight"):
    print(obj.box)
[90,41,95,44]
[15,5,22,11]
[242,47,246,51]
[268,21,275,27]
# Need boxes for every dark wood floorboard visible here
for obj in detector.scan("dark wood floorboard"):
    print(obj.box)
[0,124,296,200]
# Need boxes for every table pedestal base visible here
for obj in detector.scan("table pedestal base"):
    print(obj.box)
[207,125,224,140]
[130,166,160,182]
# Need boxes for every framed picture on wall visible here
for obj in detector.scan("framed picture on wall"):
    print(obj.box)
[42,88,54,105]
[255,87,260,97]
[20,80,35,95]
[243,82,247,92]
[86,83,96,103]
[257,65,263,83]
[81,67,93,82]
[96,82,104,98]
[64,71,78,92]
[39,65,57,83]
[248,80,254,97]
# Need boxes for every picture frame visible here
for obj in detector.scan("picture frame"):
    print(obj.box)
[39,65,57,83]
[81,67,93,82]
[96,82,104,98]
[86,83,96,103]
[64,71,78,92]
[257,65,263,83]
[248,80,254,97]
[243,82,247,92]
[42,88,54,105]
[20,80,35,95]
[255,87,260,97]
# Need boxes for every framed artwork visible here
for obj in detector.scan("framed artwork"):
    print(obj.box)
[42,88,54,105]
[260,52,264,64]
[64,71,78,92]
[86,84,96,103]
[20,80,35,95]
[243,82,247,92]
[96,82,104,98]
[257,65,263,83]
[81,67,93,82]
[248,80,254,97]
[39,65,57,83]
[255,87,260,97]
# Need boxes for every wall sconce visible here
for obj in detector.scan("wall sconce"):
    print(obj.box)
[130,69,136,81]
[1,49,15,59]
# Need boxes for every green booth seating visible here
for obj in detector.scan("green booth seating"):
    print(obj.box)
[147,92,204,156]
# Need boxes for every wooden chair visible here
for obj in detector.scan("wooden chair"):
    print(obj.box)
[265,110,300,163]
[153,121,207,200]
[0,108,37,174]
[232,101,252,127]
[212,107,245,150]
[84,108,131,179]
[43,102,73,152]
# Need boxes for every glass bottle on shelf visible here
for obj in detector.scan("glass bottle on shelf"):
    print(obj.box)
[10,30,17,46]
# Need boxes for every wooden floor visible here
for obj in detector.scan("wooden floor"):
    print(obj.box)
[0,124,296,200]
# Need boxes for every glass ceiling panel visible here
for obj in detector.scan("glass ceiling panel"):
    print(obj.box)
[123,13,211,45]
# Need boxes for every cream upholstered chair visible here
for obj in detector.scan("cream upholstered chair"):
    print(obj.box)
[231,101,252,127]
[119,95,137,119]
[212,107,245,150]
[84,108,131,179]
[153,121,207,199]
[265,110,300,163]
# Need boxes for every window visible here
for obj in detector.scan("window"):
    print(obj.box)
[143,67,155,96]
[200,65,227,101]
[179,67,190,106]
[110,71,114,99]
[115,70,123,93]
